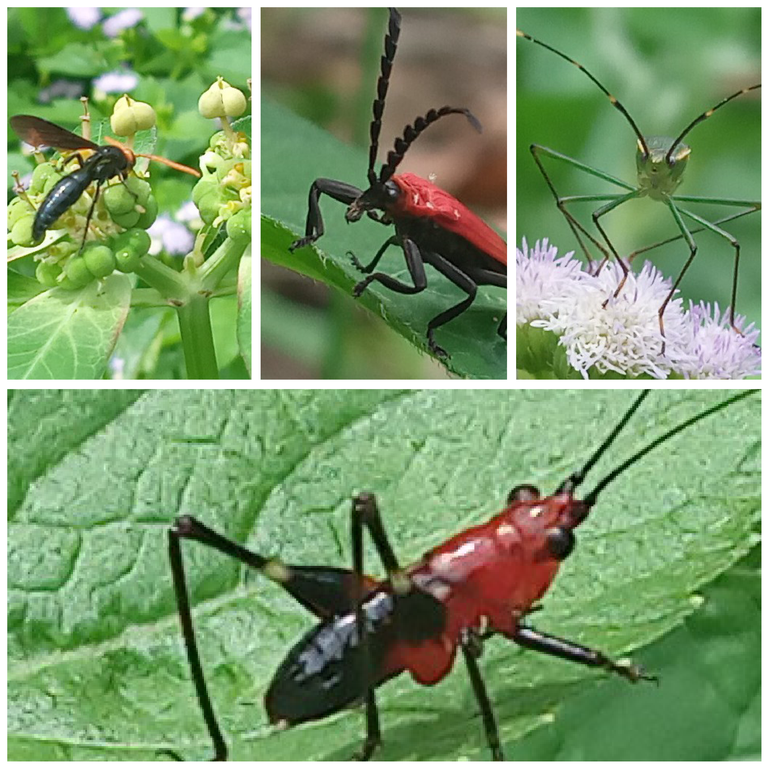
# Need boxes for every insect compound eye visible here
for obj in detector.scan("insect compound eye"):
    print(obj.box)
[546,527,575,560]
[383,180,400,203]
[507,484,540,504]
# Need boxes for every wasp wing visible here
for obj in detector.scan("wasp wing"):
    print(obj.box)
[10,115,100,151]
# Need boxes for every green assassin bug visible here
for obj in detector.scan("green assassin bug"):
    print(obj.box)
[517,23,761,341]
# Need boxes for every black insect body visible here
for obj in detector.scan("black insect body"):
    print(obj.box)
[10,114,199,250]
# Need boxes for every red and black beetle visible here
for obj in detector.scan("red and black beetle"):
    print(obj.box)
[167,389,754,760]
[289,8,507,359]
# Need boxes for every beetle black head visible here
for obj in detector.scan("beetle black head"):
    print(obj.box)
[366,8,483,190]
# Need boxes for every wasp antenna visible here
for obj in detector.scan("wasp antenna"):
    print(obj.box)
[581,391,757,506]
[368,8,402,186]
[666,83,761,164]
[379,106,482,183]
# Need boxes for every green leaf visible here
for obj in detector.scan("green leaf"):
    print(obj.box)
[8,275,132,379]
[261,96,507,379]
[8,390,759,760]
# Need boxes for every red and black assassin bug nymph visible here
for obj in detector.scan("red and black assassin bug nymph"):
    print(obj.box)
[289,8,507,358]
[167,390,754,760]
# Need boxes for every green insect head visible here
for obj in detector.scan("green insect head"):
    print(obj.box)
[636,136,690,200]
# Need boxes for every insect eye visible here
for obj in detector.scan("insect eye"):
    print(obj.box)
[383,180,400,201]
[546,527,575,560]
[507,484,540,504]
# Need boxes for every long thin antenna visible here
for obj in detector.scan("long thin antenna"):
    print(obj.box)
[556,391,649,495]
[666,84,761,163]
[517,29,650,158]
[583,391,756,506]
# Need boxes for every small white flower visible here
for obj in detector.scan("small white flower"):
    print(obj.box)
[516,238,588,324]
[680,302,761,380]
[517,238,760,380]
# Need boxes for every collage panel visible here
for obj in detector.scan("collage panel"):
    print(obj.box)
[516,7,760,380]
[262,8,507,380]
[8,7,252,380]
[8,390,759,759]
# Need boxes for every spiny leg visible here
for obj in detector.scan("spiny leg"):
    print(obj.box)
[626,207,759,265]
[529,144,630,266]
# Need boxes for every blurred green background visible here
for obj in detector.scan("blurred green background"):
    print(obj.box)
[517,7,760,334]
[262,8,506,379]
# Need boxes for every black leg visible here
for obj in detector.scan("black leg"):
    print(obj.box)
[460,630,504,761]
[289,178,363,251]
[349,235,399,274]
[168,524,228,761]
[512,625,655,683]
[352,235,428,300]
[349,494,448,759]
[168,515,386,761]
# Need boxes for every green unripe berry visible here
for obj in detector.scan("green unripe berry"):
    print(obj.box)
[226,209,251,243]
[83,244,116,278]
[11,216,39,247]
[64,256,94,288]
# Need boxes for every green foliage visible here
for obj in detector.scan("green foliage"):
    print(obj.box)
[517,8,760,330]
[7,8,252,379]
[261,98,506,379]
[8,390,760,759]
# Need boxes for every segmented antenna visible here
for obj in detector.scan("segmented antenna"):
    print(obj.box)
[517,29,650,159]
[379,107,482,183]
[666,84,761,164]
[368,8,402,186]
[369,8,483,186]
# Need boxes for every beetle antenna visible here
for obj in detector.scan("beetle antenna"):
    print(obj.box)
[378,106,482,184]
[369,9,482,186]
[368,8,402,186]
[666,84,761,164]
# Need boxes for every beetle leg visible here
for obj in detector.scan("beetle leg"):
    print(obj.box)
[352,235,427,301]
[348,235,398,274]
[289,178,363,251]
[512,625,657,683]
[460,629,504,761]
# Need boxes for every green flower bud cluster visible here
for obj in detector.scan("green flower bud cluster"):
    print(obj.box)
[35,228,152,290]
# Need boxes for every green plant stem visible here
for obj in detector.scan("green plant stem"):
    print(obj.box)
[134,256,187,301]
[199,236,249,291]
[177,293,219,378]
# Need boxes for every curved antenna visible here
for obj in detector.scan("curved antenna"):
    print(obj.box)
[517,29,650,158]
[666,84,761,164]
[582,391,755,507]
[368,8,402,187]
[379,106,482,183]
